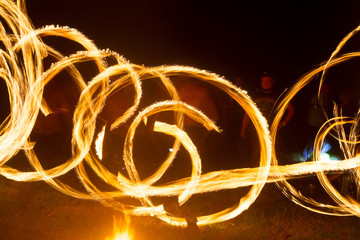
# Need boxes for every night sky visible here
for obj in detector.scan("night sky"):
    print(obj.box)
[26,0,360,90]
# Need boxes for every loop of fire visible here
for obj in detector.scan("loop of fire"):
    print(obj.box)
[1,0,360,229]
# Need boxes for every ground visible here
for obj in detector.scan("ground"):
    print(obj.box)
[1,173,359,240]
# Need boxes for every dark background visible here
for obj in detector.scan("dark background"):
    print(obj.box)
[26,0,360,90]
[1,2,360,238]
[22,0,360,165]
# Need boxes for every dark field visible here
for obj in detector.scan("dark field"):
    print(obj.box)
[1,171,360,240]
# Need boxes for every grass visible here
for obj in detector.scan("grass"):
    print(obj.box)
[1,175,360,240]
[1,136,359,240]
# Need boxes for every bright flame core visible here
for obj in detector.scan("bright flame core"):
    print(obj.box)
[0,0,360,228]
[106,215,133,240]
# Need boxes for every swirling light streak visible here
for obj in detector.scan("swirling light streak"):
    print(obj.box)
[0,0,360,227]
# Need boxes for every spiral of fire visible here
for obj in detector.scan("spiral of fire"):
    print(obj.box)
[1,0,360,227]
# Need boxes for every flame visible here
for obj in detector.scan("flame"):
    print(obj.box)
[95,124,106,160]
[2,0,360,229]
[106,215,133,240]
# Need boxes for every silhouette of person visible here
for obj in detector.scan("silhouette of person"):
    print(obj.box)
[239,72,295,166]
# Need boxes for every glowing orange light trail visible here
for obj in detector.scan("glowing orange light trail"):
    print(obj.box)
[1,0,360,228]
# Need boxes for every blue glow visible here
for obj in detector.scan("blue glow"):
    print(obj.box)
[301,139,332,161]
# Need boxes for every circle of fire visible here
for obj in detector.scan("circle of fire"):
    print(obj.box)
[1,0,360,227]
